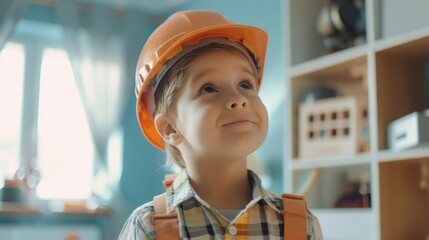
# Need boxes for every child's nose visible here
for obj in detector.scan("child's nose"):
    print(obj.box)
[226,93,249,110]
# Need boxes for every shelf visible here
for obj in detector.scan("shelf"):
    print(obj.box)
[378,146,429,163]
[290,45,367,78]
[0,202,110,217]
[379,159,429,240]
[291,147,429,184]
[292,153,371,170]
[286,1,429,239]
[0,203,39,215]
[374,27,429,55]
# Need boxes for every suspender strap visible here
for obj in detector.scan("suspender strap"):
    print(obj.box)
[163,174,176,188]
[152,193,180,240]
[282,193,307,240]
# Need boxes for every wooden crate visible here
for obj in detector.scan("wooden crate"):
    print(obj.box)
[299,96,369,158]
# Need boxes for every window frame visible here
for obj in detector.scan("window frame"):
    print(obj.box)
[11,20,62,172]
[10,19,96,200]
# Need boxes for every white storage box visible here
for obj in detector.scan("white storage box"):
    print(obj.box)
[387,110,429,150]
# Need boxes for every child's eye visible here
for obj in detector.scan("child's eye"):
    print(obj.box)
[199,84,218,94]
[238,80,256,90]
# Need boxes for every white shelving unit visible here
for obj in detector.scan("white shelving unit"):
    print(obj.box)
[283,0,429,239]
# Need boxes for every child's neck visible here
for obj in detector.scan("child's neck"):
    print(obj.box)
[186,160,252,210]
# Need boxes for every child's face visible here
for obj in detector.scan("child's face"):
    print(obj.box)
[170,50,268,162]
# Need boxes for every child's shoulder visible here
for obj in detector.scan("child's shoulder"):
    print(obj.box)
[119,200,156,239]
[120,201,156,239]
[129,200,155,225]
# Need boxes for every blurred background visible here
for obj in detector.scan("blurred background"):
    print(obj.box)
[0,0,286,239]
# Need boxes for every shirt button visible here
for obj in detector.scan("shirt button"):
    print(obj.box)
[229,226,238,236]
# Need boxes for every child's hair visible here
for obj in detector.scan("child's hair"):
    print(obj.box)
[153,43,259,169]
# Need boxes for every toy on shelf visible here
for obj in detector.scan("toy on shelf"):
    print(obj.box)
[317,0,366,53]
[299,95,369,159]
[334,181,371,208]
[387,109,429,150]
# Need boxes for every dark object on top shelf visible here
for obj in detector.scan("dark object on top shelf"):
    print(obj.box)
[317,0,366,53]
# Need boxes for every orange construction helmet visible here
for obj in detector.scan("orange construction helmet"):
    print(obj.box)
[135,10,268,150]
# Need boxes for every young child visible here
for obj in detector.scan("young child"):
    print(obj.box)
[119,10,323,239]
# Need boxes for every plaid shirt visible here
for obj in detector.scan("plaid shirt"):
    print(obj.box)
[118,170,323,240]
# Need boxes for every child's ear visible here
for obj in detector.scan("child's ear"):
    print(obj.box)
[154,114,182,146]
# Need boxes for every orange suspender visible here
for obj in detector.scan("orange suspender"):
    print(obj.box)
[282,193,308,240]
[152,176,307,239]
[152,193,179,240]
[152,175,179,240]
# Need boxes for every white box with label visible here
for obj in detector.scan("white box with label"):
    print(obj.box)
[388,110,429,150]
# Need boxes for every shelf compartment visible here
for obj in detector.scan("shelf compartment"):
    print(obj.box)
[290,56,369,159]
[288,0,367,65]
[376,0,429,40]
[294,164,371,209]
[379,159,429,240]
[311,208,373,240]
[375,33,429,150]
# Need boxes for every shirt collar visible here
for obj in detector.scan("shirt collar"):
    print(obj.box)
[248,169,283,213]
[166,169,196,213]
[166,169,282,214]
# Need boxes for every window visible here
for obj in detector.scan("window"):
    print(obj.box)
[2,19,125,201]
[36,48,93,199]
[0,43,25,179]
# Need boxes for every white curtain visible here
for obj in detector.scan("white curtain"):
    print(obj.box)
[0,0,29,51]
[56,0,148,201]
